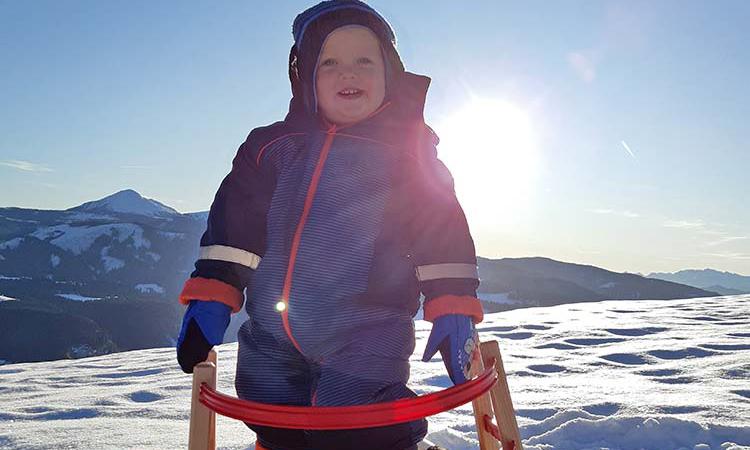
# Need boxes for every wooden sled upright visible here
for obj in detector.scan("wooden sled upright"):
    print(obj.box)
[187,341,523,450]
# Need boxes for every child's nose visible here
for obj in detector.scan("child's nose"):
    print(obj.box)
[338,65,358,79]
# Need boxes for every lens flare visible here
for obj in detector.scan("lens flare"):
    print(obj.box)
[436,98,539,230]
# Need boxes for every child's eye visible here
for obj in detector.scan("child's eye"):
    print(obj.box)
[320,58,337,67]
[357,57,374,65]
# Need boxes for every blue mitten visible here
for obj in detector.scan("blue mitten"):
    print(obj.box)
[176,300,231,373]
[421,314,478,385]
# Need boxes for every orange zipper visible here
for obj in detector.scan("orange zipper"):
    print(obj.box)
[280,124,337,354]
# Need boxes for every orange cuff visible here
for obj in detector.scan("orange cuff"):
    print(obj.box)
[179,277,243,313]
[423,295,484,324]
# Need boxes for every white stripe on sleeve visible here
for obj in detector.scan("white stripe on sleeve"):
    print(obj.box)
[199,245,261,269]
[415,263,478,281]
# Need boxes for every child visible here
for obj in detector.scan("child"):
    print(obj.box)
[176,2,484,449]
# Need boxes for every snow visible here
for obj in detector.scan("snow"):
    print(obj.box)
[67,345,101,359]
[0,294,17,302]
[31,223,150,255]
[186,211,210,222]
[0,237,23,250]
[0,295,748,449]
[0,215,39,223]
[478,292,520,305]
[63,212,117,222]
[101,256,125,272]
[135,283,165,294]
[157,231,186,240]
[54,293,103,302]
[100,246,125,272]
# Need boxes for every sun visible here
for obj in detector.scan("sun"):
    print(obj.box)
[434,98,539,230]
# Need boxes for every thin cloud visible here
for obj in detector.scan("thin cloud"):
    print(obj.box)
[590,208,640,218]
[664,219,748,250]
[621,140,637,160]
[699,229,726,237]
[0,160,53,173]
[663,219,704,229]
[702,251,750,260]
[704,236,748,247]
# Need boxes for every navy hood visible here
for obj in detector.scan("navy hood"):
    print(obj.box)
[288,0,405,117]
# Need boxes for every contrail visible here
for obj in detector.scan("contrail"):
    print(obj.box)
[621,141,637,160]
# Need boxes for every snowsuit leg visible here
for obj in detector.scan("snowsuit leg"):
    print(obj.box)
[305,326,428,450]
[236,315,425,450]
[235,321,312,450]
[308,354,427,450]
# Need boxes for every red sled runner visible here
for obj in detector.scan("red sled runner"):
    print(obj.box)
[187,340,523,450]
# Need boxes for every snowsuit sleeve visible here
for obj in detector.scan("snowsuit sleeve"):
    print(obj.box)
[178,126,281,313]
[410,133,484,323]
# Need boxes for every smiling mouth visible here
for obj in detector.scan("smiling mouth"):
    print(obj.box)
[337,88,364,99]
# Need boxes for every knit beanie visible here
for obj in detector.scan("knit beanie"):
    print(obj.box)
[289,0,405,114]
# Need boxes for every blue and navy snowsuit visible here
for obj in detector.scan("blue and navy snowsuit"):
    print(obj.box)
[181,72,480,450]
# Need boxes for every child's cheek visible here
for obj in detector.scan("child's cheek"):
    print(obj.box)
[315,72,334,98]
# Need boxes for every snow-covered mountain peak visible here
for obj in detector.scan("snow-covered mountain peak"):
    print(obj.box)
[68,189,179,218]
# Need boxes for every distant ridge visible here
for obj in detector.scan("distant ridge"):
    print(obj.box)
[68,189,180,218]
[477,256,718,311]
[648,268,750,294]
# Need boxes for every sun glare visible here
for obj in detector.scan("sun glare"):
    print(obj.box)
[435,98,539,230]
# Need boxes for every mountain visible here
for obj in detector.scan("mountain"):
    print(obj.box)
[0,190,208,363]
[68,189,180,218]
[477,256,718,312]
[0,189,721,364]
[647,268,750,294]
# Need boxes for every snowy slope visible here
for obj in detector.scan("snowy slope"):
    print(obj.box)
[30,223,150,256]
[0,295,749,450]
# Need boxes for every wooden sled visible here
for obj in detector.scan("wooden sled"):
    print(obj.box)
[187,340,523,450]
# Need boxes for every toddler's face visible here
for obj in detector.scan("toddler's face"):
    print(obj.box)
[315,26,386,126]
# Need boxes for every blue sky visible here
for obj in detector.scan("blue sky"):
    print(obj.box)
[1,1,748,275]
